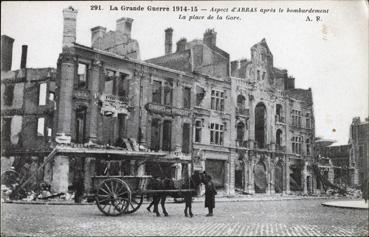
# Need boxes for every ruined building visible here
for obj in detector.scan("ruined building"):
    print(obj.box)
[1,35,56,189]
[230,39,316,194]
[1,7,318,196]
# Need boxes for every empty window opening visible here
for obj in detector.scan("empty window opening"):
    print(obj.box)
[39,83,47,106]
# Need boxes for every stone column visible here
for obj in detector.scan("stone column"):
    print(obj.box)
[57,53,76,137]
[174,116,182,152]
[88,60,102,143]
[303,162,308,194]
[243,153,249,193]
[284,157,290,194]
[270,159,275,194]
[224,160,230,195]
[51,155,70,193]
[266,156,271,194]
[83,157,95,194]
[248,156,255,194]
[229,154,236,196]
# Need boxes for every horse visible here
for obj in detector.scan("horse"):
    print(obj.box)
[146,177,175,217]
[148,171,204,217]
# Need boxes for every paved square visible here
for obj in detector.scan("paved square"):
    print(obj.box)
[1,199,368,236]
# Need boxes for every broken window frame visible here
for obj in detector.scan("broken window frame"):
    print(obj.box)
[3,84,14,106]
[77,62,89,89]
[37,117,45,136]
[152,80,162,104]
[183,87,191,109]
[2,117,12,141]
[38,83,47,106]
[104,69,116,94]
[163,80,173,106]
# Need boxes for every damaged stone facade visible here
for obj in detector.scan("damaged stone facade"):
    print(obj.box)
[1,6,318,197]
[1,35,57,191]
[230,39,315,194]
[349,117,369,186]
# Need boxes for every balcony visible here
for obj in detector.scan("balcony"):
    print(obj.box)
[236,107,250,118]
[275,115,285,123]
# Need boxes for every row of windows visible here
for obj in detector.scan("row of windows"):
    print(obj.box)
[291,110,311,129]
[1,117,52,142]
[2,83,54,107]
[291,136,311,155]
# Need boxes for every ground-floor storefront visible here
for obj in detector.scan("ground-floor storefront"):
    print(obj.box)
[234,149,316,195]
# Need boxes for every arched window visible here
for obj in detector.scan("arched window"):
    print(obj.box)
[255,103,267,149]
[276,129,283,149]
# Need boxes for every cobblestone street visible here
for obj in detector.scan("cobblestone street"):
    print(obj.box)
[1,199,368,236]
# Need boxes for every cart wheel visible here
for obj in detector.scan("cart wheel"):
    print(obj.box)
[95,178,131,216]
[124,193,143,214]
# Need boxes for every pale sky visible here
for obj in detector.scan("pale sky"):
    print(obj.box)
[1,1,368,145]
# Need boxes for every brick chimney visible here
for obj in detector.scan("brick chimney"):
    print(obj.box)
[20,45,28,69]
[116,17,133,38]
[230,60,239,74]
[1,35,14,71]
[91,26,106,48]
[165,28,173,55]
[176,38,187,52]
[203,29,217,47]
[62,6,78,49]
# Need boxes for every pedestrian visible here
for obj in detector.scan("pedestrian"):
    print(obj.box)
[204,174,217,217]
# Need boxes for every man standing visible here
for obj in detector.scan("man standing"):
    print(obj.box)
[204,173,217,217]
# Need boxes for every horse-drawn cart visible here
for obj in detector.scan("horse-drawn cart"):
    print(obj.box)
[91,173,196,216]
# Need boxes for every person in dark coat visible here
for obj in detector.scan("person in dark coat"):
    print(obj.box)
[204,173,217,217]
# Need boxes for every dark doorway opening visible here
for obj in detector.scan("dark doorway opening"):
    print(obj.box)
[255,103,267,149]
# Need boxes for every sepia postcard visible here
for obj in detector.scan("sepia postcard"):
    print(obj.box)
[1,1,368,236]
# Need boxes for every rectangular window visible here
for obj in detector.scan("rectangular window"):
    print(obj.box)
[152,80,162,104]
[118,114,126,139]
[47,128,52,137]
[2,117,12,141]
[75,108,87,143]
[117,73,128,97]
[195,120,202,143]
[183,87,191,109]
[150,119,161,151]
[162,120,172,151]
[195,86,205,106]
[37,117,45,136]
[104,70,115,94]
[210,89,225,111]
[39,83,47,106]
[210,123,224,145]
[182,123,191,153]
[164,81,173,106]
[77,63,88,89]
[49,92,55,101]
[257,70,260,80]
[4,84,14,106]
[306,118,310,129]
